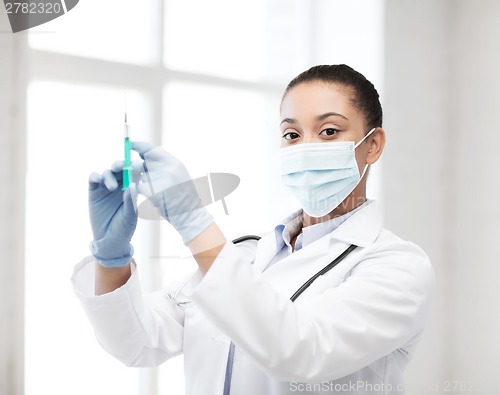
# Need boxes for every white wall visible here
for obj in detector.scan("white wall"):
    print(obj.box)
[384,1,500,394]
[383,1,448,393]
[0,11,26,395]
[449,1,500,392]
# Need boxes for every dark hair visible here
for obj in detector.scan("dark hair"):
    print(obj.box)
[282,64,383,130]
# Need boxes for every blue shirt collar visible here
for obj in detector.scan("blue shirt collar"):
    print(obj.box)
[274,201,368,252]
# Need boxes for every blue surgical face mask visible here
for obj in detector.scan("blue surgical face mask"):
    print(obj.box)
[280,128,376,217]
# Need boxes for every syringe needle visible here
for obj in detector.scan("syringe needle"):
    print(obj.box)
[122,97,132,190]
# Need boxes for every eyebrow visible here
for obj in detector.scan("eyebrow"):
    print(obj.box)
[316,112,349,121]
[280,112,349,125]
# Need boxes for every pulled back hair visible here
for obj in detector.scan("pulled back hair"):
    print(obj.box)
[283,64,383,130]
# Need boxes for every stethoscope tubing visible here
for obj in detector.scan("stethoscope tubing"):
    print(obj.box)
[232,235,357,302]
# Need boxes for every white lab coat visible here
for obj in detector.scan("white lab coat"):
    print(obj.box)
[72,200,434,395]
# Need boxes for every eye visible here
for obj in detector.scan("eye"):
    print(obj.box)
[320,128,340,137]
[282,131,300,140]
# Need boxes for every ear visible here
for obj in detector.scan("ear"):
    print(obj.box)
[366,127,386,165]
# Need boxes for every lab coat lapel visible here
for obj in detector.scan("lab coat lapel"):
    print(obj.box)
[252,231,280,273]
[260,235,351,299]
[255,200,383,299]
[332,199,383,247]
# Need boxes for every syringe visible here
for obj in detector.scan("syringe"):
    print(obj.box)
[122,111,133,190]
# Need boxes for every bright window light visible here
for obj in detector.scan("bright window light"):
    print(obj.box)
[25,81,150,395]
[164,0,266,81]
[28,0,159,65]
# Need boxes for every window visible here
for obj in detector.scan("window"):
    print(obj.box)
[25,1,384,394]
[25,82,151,395]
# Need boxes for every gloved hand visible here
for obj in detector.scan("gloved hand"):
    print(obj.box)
[88,166,138,268]
[132,141,214,244]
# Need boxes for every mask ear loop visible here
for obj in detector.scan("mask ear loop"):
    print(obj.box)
[360,163,370,179]
[354,127,376,149]
[355,127,377,181]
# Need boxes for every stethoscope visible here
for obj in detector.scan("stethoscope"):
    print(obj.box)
[168,235,357,307]
[232,235,358,302]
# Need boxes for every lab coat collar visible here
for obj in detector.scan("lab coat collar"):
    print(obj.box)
[331,199,383,248]
[253,200,383,273]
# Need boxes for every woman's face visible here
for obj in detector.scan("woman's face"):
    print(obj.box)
[279,81,376,178]
[279,81,368,148]
[279,80,385,220]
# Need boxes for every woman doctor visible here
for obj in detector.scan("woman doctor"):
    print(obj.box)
[73,64,434,395]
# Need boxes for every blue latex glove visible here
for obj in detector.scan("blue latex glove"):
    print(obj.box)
[132,141,214,244]
[88,166,138,268]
